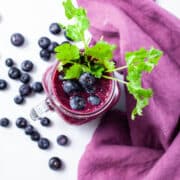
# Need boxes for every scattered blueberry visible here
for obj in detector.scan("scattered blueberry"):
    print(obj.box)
[38,37,51,49]
[19,84,32,96]
[10,33,25,46]
[20,73,31,84]
[39,117,51,127]
[38,138,50,150]
[14,95,24,104]
[49,23,61,35]
[0,118,10,127]
[40,49,51,61]
[25,125,34,135]
[5,58,14,67]
[62,80,81,94]
[69,96,86,110]
[21,60,34,72]
[49,157,62,170]
[8,67,21,79]
[0,79,7,90]
[64,31,73,41]
[48,42,59,53]
[79,73,96,89]
[88,95,101,105]
[31,82,43,93]
[57,135,68,146]
[16,117,28,128]
[31,131,41,141]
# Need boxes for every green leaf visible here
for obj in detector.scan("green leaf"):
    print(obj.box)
[125,47,163,120]
[57,62,63,72]
[66,24,82,41]
[55,43,80,64]
[62,0,76,19]
[64,63,82,79]
[91,64,105,78]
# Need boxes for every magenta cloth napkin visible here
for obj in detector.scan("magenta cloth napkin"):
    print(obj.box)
[76,0,180,180]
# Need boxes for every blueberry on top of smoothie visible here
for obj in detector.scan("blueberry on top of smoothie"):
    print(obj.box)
[69,96,86,110]
[79,73,96,89]
[62,80,81,94]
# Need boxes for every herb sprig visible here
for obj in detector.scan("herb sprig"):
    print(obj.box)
[55,0,163,120]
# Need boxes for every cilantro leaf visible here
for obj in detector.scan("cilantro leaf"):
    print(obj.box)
[64,63,82,79]
[55,43,80,64]
[62,0,76,19]
[125,47,163,120]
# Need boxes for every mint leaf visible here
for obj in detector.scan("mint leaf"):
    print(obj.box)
[125,47,163,120]
[55,43,80,64]
[62,0,76,19]
[64,63,82,79]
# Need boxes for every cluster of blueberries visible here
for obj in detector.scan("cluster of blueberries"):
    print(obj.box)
[0,22,72,171]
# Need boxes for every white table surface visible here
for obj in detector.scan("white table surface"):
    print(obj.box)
[0,0,179,180]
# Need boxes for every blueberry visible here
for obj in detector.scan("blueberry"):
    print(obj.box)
[38,138,50,150]
[31,131,40,141]
[38,37,51,49]
[79,73,96,89]
[85,86,96,94]
[62,80,81,94]
[40,49,51,61]
[10,33,25,46]
[8,67,21,79]
[21,60,34,72]
[39,117,51,127]
[57,135,68,146]
[16,117,27,128]
[88,95,101,105]
[0,118,10,127]
[48,42,59,53]
[20,73,31,84]
[49,157,62,170]
[25,125,34,135]
[19,84,32,96]
[64,31,73,41]
[58,74,64,80]
[69,96,86,110]
[49,23,61,35]
[14,95,24,104]
[31,82,43,93]
[0,79,7,90]
[5,58,14,67]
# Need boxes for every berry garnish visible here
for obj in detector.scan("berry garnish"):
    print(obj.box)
[39,117,51,127]
[21,60,34,72]
[79,73,96,89]
[88,95,101,105]
[0,118,10,127]
[0,79,7,90]
[10,33,25,46]
[40,49,51,60]
[5,58,14,67]
[8,67,21,79]
[19,84,32,97]
[38,37,51,49]
[38,138,50,150]
[14,95,24,104]
[16,117,28,128]
[49,23,61,35]
[69,96,86,110]
[57,135,68,146]
[49,157,62,170]
[31,82,43,93]
[62,80,81,94]
[20,73,31,84]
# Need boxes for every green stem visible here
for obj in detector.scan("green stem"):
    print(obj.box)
[106,65,128,72]
[103,75,128,85]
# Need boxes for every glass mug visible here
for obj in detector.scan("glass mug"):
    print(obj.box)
[30,62,120,125]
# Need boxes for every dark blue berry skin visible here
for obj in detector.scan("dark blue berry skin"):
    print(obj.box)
[85,86,96,94]
[40,49,51,61]
[57,135,68,146]
[69,96,86,110]
[64,31,73,41]
[79,73,96,89]
[38,37,51,49]
[31,131,40,141]
[20,73,31,84]
[31,82,43,93]
[8,67,21,79]
[19,84,32,97]
[25,125,34,135]
[21,60,34,72]
[48,42,59,53]
[0,79,7,90]
[88,95,101,105]
[16,117,28,128]
[38,138,50,150]
[49,157,62,170]
[49,23,61,35]
[39,117,51,127]
[62,80,81,94]
[14,95,24,104]
[0,118,10,127]
[10,33,25,46]
[5,58,14,67]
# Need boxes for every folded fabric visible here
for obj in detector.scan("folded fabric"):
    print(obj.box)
[77,0,180,179]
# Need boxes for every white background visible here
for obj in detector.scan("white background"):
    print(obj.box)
[0,0,179,180]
